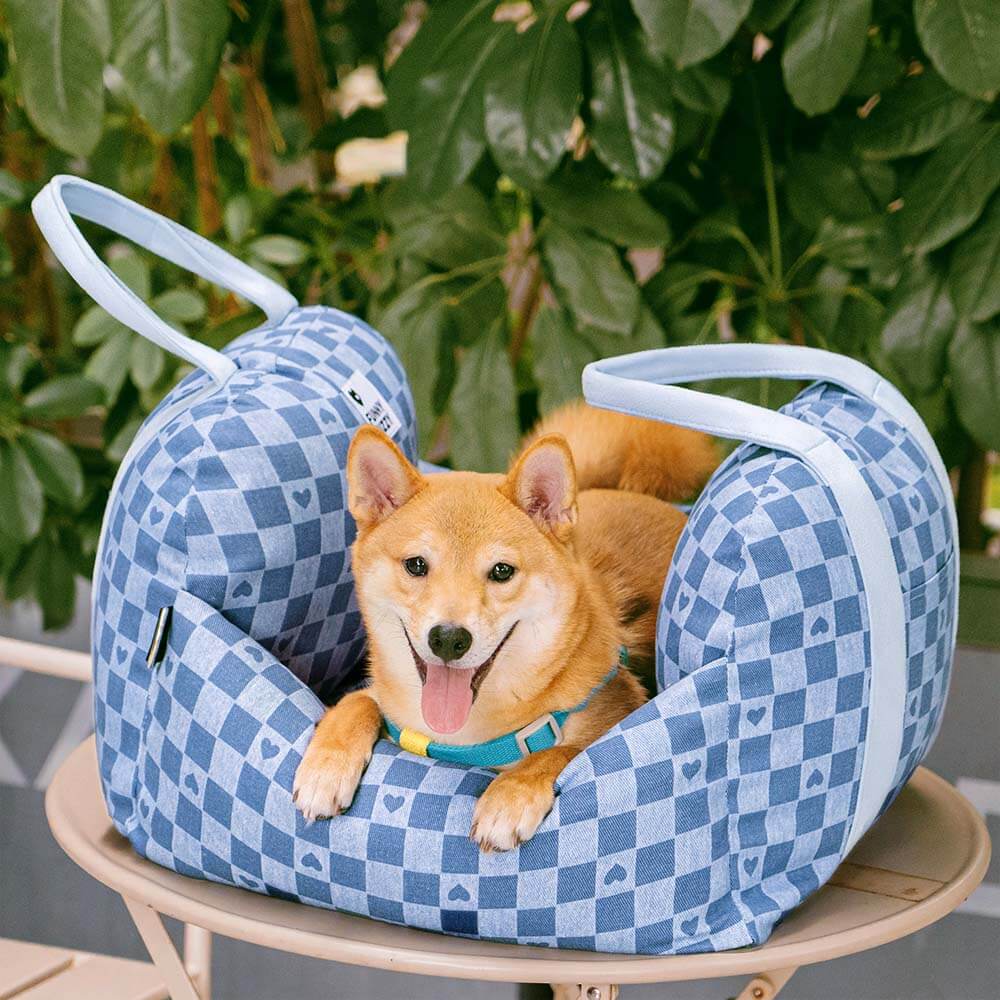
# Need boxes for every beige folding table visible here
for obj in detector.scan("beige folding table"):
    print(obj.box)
[40,737,990,1000]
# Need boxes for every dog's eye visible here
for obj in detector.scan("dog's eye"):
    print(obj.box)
[403,556,428,577]
[488,562,516,583]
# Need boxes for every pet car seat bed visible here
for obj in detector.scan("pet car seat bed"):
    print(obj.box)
[33,176,958,956]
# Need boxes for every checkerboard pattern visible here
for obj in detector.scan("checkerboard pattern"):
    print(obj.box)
[95,351,956,955]
[93,306,416,829]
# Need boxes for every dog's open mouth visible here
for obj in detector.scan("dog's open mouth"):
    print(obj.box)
[402,622,518,734]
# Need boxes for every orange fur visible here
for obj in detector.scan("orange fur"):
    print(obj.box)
[294,403,718,850]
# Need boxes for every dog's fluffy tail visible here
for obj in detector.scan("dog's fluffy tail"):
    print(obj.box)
[528,399,719,503]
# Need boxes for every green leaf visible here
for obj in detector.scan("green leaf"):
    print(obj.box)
[248,235,309,267]
[881,263,955,394]
[154,288,206,324]
[106,416,143,463]
[950,194,1000,322]
[532,304,598,414]
[786,152,891,228]
[449,320,520,472]
[1,344,35,394]
[403,6,506,198]
[672,60,732,117]
[21,375,103,420]
[72,305,129,347]
[223,195,253,244]
[782,0,872,116]
[18,428,84,507]
[129,335,166,390]
[111,0,230,135]
[0,440,44,545]
[632,0,753,68]
[747,0,800,32]
[0,170,27,209]
[845,41,905,98]
[948,319,1000,450]
[36,533,77,631]
[896,123,1000,254]
[814,215,898,273]
[586,1,676,182]
[852,70,989,160]
[5,0,111,156]
[484,12,581,184]
[542,223,641,337]
[84,327,133,407]
[386,0,496,129]
[914,0,1000,99]
[110,252,151,300]
[387,184,505,269]
[536,175,670,247]
[311,108,388,151]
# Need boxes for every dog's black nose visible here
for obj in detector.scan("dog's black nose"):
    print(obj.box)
[427,623,472,662]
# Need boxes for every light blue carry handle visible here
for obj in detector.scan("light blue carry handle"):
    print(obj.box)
[583,344,956,853]
[32,175,298,385]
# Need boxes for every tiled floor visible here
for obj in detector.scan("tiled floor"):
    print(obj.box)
[1,594,997,999]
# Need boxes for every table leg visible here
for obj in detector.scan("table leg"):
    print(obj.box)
[123,897,203,1000]
[551,985,619,1000]
[183,923,212,1000]
[734,966,798,1000]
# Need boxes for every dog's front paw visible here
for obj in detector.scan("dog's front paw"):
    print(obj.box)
[293,737,369,822]
[470,772,555,852]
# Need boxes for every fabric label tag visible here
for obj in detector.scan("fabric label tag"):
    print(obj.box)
[341,372,402,438]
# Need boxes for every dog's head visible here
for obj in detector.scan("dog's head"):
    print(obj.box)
[347,426,581,739]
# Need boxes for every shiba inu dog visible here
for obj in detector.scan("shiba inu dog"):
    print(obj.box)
[293,403,717,851]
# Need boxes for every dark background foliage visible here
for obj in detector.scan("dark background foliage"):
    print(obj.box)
[0,0,998,629]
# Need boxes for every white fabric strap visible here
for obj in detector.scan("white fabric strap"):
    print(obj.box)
[32,175,298,385]
[583,344,954,852]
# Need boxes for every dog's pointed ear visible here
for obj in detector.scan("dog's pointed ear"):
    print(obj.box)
[503,434,578,540]
[348,426,424,529]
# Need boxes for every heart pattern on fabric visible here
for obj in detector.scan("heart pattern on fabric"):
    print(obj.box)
[302,853,322,872]
[233,580,253,599]
[292,488,312,509]
[184,774,200,796]
[149,507,164,525]
[604,863,627,886]
[163,657,174,675]
[747,707,766,726]
[743,856,759,875]
[261,738,279,760]
[117,646,127,664]
[759,485,780,497]
[139,800,149,817]
[246,645,263,662]
[448,884,471,902]
[383,793,405,813]
[681,917,699,936]
[909,495,921,511]
[682,760,701,780]
[810,617,829,636]
[239,875,258,888]
[320,409,335,424]
[678,592,690,610]
[883,420,901,435]
[806,769,824,789]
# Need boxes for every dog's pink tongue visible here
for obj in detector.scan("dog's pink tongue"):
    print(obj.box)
[421,663,474,734]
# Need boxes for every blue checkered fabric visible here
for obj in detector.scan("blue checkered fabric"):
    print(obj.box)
[95,351,956,954]
[93,306,416,829]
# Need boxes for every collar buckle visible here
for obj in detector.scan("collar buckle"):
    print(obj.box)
[515,712,563,757]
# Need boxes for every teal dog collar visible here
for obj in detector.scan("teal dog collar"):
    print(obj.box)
[383,648,627,768]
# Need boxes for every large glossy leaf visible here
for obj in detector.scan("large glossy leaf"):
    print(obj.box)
[72,306,130,347]
[36,532,77,631]
[18,429,84,508]
[949,195,1000,322]
[129,336,166,391]
[586,1,676,182]
[672,60,732,117]
[484,13,581,184]
[84,327,133,407]
[747,0,800,32]
[536,175,670,247]
[387,185,506,269]
[0,440,44,545]
[6,0,111,156]
[881,263,955,394]
[782,0,872,116]
[914,0,1000,99]
[21,375,104,420]
[449,320,520,472]
[896,123,1000,254]
[542,224,641,337]
[111,0,229,136]
[786,152,891,228]
[404,7,506,197]
[852,70,989,160]
[948,319,1000,450]
[632,0,752,68]
[531,304,599,414]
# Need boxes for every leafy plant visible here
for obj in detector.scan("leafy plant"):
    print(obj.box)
[0,0,998,626]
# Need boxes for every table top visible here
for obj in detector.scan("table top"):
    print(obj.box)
[45,738,990,985]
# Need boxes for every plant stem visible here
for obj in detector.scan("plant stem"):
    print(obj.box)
[192,109,222,236]
[752,80,782,287]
